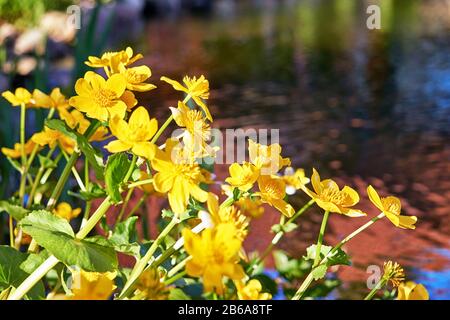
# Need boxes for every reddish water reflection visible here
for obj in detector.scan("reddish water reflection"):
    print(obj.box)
[105,0,450,298]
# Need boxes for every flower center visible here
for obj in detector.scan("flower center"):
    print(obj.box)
[94,89,117,108]
[382,198,400,213]
[320,188,348,205]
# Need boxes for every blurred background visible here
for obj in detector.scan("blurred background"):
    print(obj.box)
[0,0,449,299]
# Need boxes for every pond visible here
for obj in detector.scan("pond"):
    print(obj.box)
[117,0,449,299]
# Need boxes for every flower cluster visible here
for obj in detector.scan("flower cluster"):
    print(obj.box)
[0,47,429,301]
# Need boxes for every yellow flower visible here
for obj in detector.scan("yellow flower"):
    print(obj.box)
[70,270,116,300]
[53,202,82,221]
[2,88,33,106]
[183,223,245,294]
[58,108,108,142]
[235,279,272,300]
[104,106,158,160]
[32,88,68,109]
[118,64,156,92]
[85,47,143,76]
[31,127,76,154]
[382,261,405,287]
[397,281,429,300]
[282,167,310,195]
[367,185,417,230]
[161,75,212,121]
[225,162,259,192]
[151,138,209,214]
[302,168,366,217]
[248,139,290,175]
[256,175,295,217]
[170,101,216,160]
[206,192,249,241]
[69,71,127,122]
[135,268,169,300]
[1,139,38,159]
[236,197,264,219]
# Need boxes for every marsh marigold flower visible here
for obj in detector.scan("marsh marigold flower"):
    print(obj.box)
[367,185,417,230]
[118,64,156,92]
[53,202,81,221]
[104,106,158,160]
[256,175,295,217]
[170,101,216,160]
[225,162,259,192]
[1,139,38,159]
[206,193,249,241]
[151,138,208,214]
[236,197,265,219]
[248,139,290,175]
[85,47,143,76]
[69,71,128,122]
[282,167,310,195]
[161,75,212,121]
[2,87,33,106]
[69,270,116,300]
[382,261,405,287]
[32,88,68,109]
[183,223,245,294]
[397,281,429,300]
[301,168,366,217]
[135,268,169,300]
[235,279,272,300]
[32,127,76,154]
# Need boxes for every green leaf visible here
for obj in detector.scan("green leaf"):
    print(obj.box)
[20,211,117,272]
[271,222,297,234]
[273,250,310,280]
[38,155,57,169]
[45,119,77,139]
[69,183,107,201]
[104,153,130,204]
[0,246,45,299]
[109,216,140,257]
[304,244,350,267]
[311,264,328,280]
[0,200,29,221]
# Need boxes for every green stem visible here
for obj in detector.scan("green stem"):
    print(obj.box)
[167,256,191,278]
[150,115,173,144]
[75,196,112,239]
[26,146,56,208]
[292,212,386,300]
[8,216,13,247]
[118,217,179,299]
[8,255,60,300]
[126,194,147,220]
[45,151,79,210]
[128,178,153,189]
[219,195,234,210]
[364,278,387,300]
[123,154,137,183]
[18,103,27,204]
[165,270,187,286]
[117,188,133,223]
[313,210,330,267]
